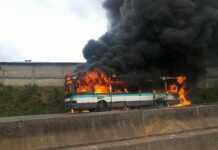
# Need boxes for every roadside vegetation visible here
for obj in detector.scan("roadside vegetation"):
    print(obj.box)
[0,84,218,117]
[191,87,218,105]
[0,84,65,117]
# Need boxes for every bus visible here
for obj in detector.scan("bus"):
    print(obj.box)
[64,73,180,112]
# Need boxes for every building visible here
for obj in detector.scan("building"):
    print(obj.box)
[0,62,82,86]
[0,62,217,87]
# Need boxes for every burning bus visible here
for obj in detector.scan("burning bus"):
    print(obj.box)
[64,69,191,112]
[69,0,218,112]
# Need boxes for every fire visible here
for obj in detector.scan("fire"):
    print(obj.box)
[168,84,178,93]
[75,69,191,107]
[76,69,111,94]
[175,75,192,107]
[94,85,110,94]
[76,69,130,94]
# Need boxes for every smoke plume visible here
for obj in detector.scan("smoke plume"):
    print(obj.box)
[83,0,218,85]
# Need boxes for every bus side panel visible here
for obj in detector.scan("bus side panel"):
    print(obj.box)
[126,93,154,108]
[108,94,127,108]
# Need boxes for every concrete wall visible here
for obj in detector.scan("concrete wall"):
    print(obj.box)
[0,62,218,87]
[73,128,218,150]
[73,129,218,150]
[0,62,81,86]
[0,105,218,150]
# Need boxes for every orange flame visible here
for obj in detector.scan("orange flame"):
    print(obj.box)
[94,85,110,94]
[76,69,111,94]
[175,75,192,107]
[168,84,178,93]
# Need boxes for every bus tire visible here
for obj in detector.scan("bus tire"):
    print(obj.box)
[154,98,167,107]
[123,102,129,111]
[96,101,108,112]
[89,109,95,112]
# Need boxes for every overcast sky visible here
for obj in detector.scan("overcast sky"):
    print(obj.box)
[0,0,107,62]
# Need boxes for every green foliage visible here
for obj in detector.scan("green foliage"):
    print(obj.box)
[0,85,65,117]
[191,87,218,104]
[1,84,218,117]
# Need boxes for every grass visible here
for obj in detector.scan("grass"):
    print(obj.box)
[0,84,218,117]
[191,87,218,105]
[0,84,65,117]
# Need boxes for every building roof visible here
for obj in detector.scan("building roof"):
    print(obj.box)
[0,62,84,66]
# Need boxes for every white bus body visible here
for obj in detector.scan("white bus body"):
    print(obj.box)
[64,92,178,111]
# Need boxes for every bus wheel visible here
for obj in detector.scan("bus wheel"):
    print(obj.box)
[154,98,167,107]
[96,101,108,112]
[89,109,95,112]
[123,103,129,111]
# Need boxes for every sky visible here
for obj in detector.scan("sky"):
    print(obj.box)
[0,0,107,62]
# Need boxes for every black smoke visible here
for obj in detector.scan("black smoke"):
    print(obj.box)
[82,0,218,85]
